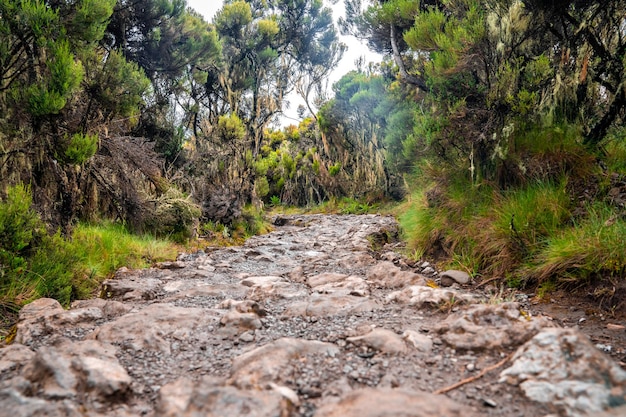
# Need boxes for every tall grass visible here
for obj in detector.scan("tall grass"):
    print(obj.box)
[529,203,626,283]
[0,184,179,308]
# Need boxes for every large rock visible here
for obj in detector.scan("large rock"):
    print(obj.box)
[283,294,380,318]
[18,338,131,408]
[366,262,425,289]
[155,377,291,417]
[313,387,477,417]
[387,285,475,308]
[14,298,64,345]
[435,302,552,350]
[228,337,339,388]
[90,304,217,353]
[500,328,626,417]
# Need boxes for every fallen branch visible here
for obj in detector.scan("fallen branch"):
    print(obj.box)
[433,352,514,395]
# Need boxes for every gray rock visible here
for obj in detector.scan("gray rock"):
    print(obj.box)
[436,302,552,350]
[0,387,82,417]
[440,270,471,286]
[402,330,433,353]
[387,285,475,307]
[0,343,35,374]
[90,304,216,353]
[500,328,626,417]
[283,294,380,318]
[15,298,64,345]
[21,338,131,406]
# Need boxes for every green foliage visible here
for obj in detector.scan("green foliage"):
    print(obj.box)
[64,133,98,165]
[0,185,178,307]
[269,195,281,207]
[0,185,43,256]
[493,181,571,251]
[215,114,246,143]
[529,204,626,283]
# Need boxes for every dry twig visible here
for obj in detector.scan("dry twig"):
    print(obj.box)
[433,352,514,395]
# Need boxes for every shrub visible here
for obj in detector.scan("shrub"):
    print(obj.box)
[64,132,98,164]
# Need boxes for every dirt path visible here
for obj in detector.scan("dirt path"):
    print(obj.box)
[1,214,625,416]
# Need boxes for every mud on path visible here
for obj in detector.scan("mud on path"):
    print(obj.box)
[1,214,626,417]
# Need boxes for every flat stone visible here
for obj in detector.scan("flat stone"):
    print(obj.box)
[367,262,426,289]
[313,387,478,417]
[436,302,552,351]
[229,337,340,388]
[283,294,381,318]
[90,304,216,353]
[347,329,408,354]
[156,377,289,417]
[387,285,475,307]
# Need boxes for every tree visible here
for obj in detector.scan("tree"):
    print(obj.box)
[205,0,344,156]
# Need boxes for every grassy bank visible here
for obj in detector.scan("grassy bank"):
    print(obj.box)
[396,147,626,292]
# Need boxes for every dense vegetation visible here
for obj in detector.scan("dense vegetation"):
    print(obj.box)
[1,0,625,314]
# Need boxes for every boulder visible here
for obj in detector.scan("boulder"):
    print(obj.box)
[435,302,552,351]
[500,328,626,417]
[155,377,290,417]
[367,262,425,289]
[228,337,339,388]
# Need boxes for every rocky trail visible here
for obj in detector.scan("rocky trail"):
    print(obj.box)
[2,214,626,417]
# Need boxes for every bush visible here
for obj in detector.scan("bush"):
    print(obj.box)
[64,132,98,164]
[148,187,201,242]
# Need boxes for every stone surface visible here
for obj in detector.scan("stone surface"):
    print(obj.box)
[366,261,425,289]
[500,327,626,417]
[155,377,290,417]
[90,303,215,353]
[229,337,340,388]
[387,285,475,307]
[435,302,552,350]
[346,328,408,354]
[313,387,477,417]
[439,270,471,286]
[283,294,381,317]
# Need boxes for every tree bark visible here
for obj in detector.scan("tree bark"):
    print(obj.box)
[390,24,429,92]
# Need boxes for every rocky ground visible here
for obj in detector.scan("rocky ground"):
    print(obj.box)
[1,214,626,417]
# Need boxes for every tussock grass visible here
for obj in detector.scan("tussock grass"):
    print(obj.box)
[529,204,626,283]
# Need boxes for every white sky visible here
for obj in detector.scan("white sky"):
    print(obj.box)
[186,0,381,126]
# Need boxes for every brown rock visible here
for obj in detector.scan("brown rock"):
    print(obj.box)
[229,337,339,388]
[155,377,290,417]
[366,262,425,289]
[347,329,408,354]
[313,387,477,417]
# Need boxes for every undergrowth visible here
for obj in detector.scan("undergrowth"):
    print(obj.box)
[0,185,179,310]
[397,123,626,291]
